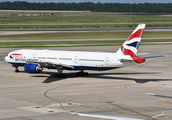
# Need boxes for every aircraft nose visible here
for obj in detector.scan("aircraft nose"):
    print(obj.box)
[5,56,9,62]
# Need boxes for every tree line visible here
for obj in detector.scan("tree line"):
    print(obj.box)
[0,1,172,13]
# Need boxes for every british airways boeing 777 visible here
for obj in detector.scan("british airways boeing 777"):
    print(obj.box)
[5,24,164,77]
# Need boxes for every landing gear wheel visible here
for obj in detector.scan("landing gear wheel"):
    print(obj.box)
[76,71,88,76]
[15,69,19,73]
[15,67,19,73]
[85,72,88,76]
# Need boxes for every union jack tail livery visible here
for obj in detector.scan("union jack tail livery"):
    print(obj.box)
[118,24,146,56]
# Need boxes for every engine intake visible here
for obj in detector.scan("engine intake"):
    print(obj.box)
[24,63,42,73]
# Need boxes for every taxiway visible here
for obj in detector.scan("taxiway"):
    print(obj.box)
[0,28,172,36]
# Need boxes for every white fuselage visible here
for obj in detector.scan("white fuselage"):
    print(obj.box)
[5,49,132,71]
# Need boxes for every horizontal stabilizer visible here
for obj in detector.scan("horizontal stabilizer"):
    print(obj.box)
[136,53,149,56]
[145,55,166,59]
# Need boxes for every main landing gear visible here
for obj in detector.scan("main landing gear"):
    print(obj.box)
[54,67,88,78]
[76,70,88,76]
[54,66,67,78]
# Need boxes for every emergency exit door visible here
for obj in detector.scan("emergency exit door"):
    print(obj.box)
[105,57,109,65]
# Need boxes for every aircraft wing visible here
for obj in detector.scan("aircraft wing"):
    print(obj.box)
[27,61,74,69]
[41,62,74,69]
[57,100,146,120]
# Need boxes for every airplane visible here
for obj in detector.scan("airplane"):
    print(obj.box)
[5,23,165,77]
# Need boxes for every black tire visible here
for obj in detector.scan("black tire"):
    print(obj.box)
[15,70,19,73]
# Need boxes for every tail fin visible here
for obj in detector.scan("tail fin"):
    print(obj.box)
[117,24,146,56]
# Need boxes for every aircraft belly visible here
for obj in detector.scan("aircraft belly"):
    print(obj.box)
[83,66,120,71]
[71,64,120,71]
[8,62,26,67]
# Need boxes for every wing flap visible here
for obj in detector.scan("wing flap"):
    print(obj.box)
[136,53,149,56]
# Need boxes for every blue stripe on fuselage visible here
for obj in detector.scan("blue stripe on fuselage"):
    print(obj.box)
[71,66,120,71]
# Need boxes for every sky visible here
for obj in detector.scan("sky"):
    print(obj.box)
[0,0,172,3]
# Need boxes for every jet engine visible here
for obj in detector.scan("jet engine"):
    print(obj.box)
[131,56,145,63]
[24,63,42,73]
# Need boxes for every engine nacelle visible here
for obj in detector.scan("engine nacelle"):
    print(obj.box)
[131,56,145,63]
[24,63,42,73]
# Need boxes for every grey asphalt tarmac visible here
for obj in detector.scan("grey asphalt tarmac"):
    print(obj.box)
[0,45,172,120]
[1,37,172,43]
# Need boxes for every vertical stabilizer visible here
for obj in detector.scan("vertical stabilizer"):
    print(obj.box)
[117,24,146,56]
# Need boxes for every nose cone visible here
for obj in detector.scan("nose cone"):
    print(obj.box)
[5,56,9,62]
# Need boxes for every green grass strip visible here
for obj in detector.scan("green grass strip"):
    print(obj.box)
[1,39,172,48]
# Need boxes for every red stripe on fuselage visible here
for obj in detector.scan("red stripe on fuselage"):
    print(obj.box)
[11,53,23,56]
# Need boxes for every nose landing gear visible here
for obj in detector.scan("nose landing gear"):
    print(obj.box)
[15,66,19,73]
